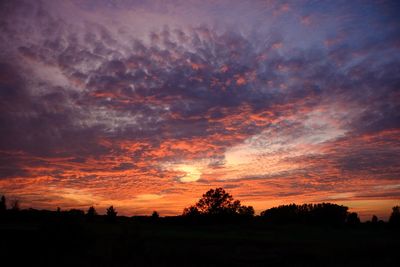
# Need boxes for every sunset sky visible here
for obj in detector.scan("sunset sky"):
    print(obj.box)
[0,0,399,220]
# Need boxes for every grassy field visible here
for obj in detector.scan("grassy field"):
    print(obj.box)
[1,218,399,266]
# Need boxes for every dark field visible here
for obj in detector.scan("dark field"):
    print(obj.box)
[1,217,399,267]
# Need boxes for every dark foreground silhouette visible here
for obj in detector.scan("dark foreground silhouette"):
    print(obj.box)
[1,190,399,267]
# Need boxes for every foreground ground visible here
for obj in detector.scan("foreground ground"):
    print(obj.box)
[1,218,399,266]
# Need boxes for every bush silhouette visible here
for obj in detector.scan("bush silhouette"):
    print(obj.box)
[106,206,117,222]
[182,188,254,219]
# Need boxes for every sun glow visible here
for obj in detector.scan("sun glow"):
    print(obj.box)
[175,165,202,182]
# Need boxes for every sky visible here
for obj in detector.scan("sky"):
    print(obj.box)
[0,0,399,220]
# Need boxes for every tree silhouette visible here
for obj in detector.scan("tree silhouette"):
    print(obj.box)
[371,215,378,224]
[11,199,20,211]
[182,188,254,218]
[389,206,400,226]
[260,204,301,223]
[151,211,159,219]
[86,206,97,221]
[67,209,85,218]
[347,212,360,225]
[311,203,348,225]
[238,205,255,217]
[182,206,200,217]
[0,195,6,212]
[106,206,117,222]
[196,188,235,215]
[261,203,349,225]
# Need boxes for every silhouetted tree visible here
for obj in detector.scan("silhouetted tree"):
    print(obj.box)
[106,206,117,222]
[261,203,349,225]
[389,206,400,226]
[151,211,159,219]
[11,200,20,211]
[311,203,348,225]
[182,206,200,217]
[238,205,255,218]
[86,206,97,221]
[67,209,85,217]
[0,195,6,212]
[260,204,302,223]
[347,212,360,225]
[196,188,236,216]
[371,215,378,224]
[182,188,254,219]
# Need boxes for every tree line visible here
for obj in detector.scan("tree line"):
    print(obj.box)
[1,189,399,226]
